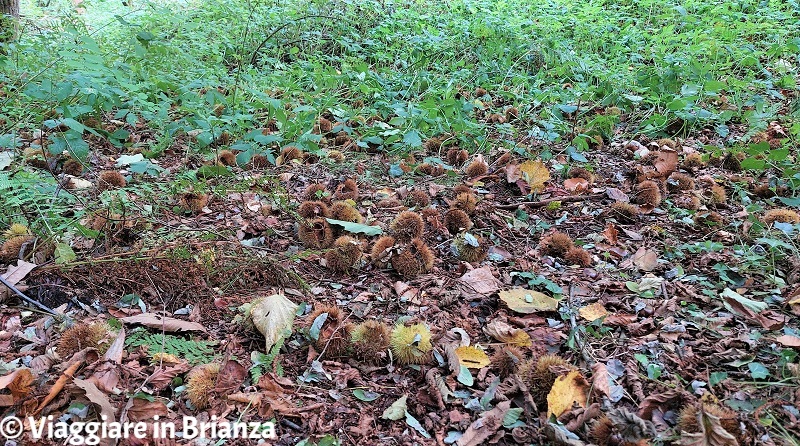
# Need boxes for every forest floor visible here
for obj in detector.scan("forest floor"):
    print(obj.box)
[1,1,800,445]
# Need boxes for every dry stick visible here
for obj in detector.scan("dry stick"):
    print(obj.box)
[33,359,83,416]
[0,273,61,317]
[495,193,604,210]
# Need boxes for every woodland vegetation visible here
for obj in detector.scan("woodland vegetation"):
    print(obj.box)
[0,0,799,445]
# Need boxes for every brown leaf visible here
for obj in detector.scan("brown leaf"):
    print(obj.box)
[776,335,800,348]
[0,368,34,403]
[608,408,656,443]
[2,260,37,286]
[456,400,511,446]
[126,398,169,422]
[564,178,589,194]
[579,303,608,322]
[590,363,611,399]
[458,266,501,299]
[605,313,637,326]
[148,362,191,391]
[680,409,739,446]
[603,223,619,245]
[214,359,247,394]
[483,319,532,347]
[120,313,206,332]
[632,247,659,271]
[74,378,116,422]
[654,150,679,176]
[605,187,629,202]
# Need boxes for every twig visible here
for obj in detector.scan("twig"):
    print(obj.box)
[495,193,603,210]
[0,272,62,318]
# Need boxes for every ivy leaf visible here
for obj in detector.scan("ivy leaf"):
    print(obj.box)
[352,389,380,402]
[748,362,769,379]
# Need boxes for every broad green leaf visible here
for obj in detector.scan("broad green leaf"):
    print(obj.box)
[352,389,380,402]
[54,243,76,264]
[748,362,769,379]
[325,219,382,236]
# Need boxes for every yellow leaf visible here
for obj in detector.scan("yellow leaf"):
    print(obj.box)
[499,288,559,314]
[454,346,491,369]
[579,302,608,322]
[546,370,589,417]
[519,159,550,193]
[483,319,532,347]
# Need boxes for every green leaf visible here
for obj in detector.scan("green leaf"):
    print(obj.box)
[748,362,769,379]
[403,130,423,148]
[740,157,766,170]
[197,165,232,178]
[325,219,382,236]
[54,243,76,264]
[721,288,767,313]
[352,389,380,402]
[456,365,473,386]
[667,98,688,111]
[709,372,728,386]
[309,313,328,341]
[405,412,431,438]
[502,408,525,429]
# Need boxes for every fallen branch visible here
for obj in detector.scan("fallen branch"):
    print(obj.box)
[495,193,604,210]
[34,358,83,416]
[0,272,61,318]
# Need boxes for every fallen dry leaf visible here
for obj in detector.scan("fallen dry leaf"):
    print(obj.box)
[249,293,299,352]
[547,370,589,417]
[564,177,589,194]
[121,314,206,332]
[775,335,800,348]
[579,302,608,322]
[680,409,739,446]
[631,247,659,271]
[74,378,116,422]
[519,159,550,193]
[499,288,560,313]
[654,150,679,176]
[456,400,511,446]
[454,346,491,369]
[0,368,34,405]
[483,319,532,347]
[126,398,169,422]
[458,266,501,299]
[590,362,612,399]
